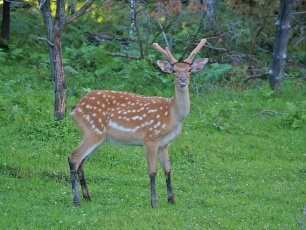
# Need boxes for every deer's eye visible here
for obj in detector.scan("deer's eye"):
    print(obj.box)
[172,69,176,73]
[188,68,192,72]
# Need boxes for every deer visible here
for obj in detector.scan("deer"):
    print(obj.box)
[68,39,209,208]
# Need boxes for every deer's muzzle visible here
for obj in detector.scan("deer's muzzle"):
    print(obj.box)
[179,76,187,87]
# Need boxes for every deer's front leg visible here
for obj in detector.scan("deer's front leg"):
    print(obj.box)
[158,146,175,204]
[145,141,158,208]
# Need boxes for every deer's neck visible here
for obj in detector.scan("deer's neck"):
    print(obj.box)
[171,87,190,123]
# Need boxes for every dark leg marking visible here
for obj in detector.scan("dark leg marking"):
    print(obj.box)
[69,159,81,206]
[150,173,158,208]
[166,172,175,204]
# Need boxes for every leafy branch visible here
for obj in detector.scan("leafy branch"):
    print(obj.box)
[294,204,306,230]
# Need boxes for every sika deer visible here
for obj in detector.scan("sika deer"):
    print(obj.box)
[68,39,208,208]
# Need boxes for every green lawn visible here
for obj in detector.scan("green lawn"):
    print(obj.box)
[0,67,305,229]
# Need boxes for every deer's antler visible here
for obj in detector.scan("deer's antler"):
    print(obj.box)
[184,39,207,64]
[153,43,178,65]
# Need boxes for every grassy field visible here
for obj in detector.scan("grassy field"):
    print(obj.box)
[0,65,305,229]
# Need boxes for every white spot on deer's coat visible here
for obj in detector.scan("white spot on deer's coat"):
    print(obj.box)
[94,128,102,135]
[131,116,142,121]
[148,109,157,113]
[77,108,83,113]
[154,122,161,128]
[109,121,140,132]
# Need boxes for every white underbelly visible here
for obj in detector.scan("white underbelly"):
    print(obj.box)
[106,136,143,146]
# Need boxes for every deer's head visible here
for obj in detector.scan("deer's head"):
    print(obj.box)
[153,39,209,91]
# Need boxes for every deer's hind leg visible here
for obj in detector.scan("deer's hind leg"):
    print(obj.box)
[68,136,105,206]
[77,157,91,201]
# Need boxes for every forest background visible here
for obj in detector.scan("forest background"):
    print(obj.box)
[0,0,306,229]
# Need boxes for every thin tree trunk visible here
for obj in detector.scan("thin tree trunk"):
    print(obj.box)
[53,0,67,120]
[129,0,135,38]
[247,17,268,67]
[40,0,67,120]
[269,0,292,91]
[206,0,216,22]
[68,0,77,14]
[39,0,94,120]
[1,0,10,48]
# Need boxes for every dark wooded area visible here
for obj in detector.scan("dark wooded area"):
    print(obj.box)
[1,0,305,119]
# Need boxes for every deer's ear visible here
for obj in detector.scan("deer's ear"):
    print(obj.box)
[157,60,173,73]
[190,58,209,72]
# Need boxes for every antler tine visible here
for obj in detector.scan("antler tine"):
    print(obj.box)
[183,39,207,64]
[153,43,178,65]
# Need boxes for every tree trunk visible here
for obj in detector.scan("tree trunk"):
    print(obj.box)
[40,0,67,120]
[269,0,292,91]
[129,0,135,39]
[39,0,94,120]
[68,0,77,14]
[1,0,10,48]
[206,0,217,22]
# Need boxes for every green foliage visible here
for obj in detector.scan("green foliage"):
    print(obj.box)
[283,101,306,129]
[205,63,232,82]
[190,63,232,94]
[0,48,7,63]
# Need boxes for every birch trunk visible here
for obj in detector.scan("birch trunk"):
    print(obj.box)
[269,0,292,91]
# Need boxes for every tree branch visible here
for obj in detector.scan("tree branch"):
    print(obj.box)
[205,10,240,65]
[259,110,288,117]
[247,17,268,66]
[37,35,54,46]
[106,52,141,60]
[180,13,206,61]
[294,204,306,230]
[65,0,95,26]
[243,72,269,82]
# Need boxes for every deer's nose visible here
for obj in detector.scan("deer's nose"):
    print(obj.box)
[179,76,187,87]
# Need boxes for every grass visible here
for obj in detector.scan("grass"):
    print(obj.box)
[0,64,305,229]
